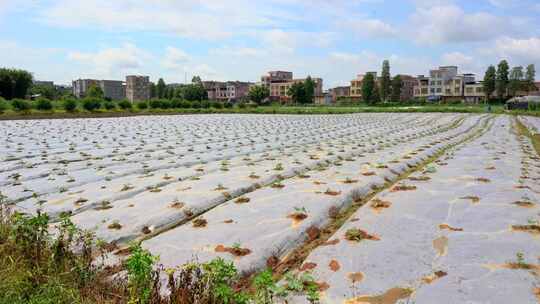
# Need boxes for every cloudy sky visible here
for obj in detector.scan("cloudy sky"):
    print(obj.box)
[1,0,539,87]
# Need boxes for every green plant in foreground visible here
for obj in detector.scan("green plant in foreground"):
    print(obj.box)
[516,252,525,267]
[125,242,158,304]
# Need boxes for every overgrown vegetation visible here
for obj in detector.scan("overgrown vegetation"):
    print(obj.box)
[0,192,320,303]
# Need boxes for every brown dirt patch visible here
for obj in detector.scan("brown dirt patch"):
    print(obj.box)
[192,218,207,228]
[460,196,480,203]
[288,212,308,222]
[316,281,330,292]
[345,287,414,304]
[439,224,463,232]
[475,177,491,183]
[391,184,417,192]
[370,198,392,211]
[433,236,448,256]
[141,226,151,234]
[362,171,376,176]
[235,197,250,204]
[169,201,185,209]
[422,270,447,284]
[223,219,234,224]
[345,228,380,242]
[348,272,364,283]
[408,175,431,181]
[214,244,252,257]
[300,262,317,271]
[266,256,280,268]
[329,259,341,272]
[512,224,540,234]
[324,189,341,196]
[328,206,340,219]
[513,201,535,208]
[107,222,122,230]
[306,226,320,241]
[322,239,340,246]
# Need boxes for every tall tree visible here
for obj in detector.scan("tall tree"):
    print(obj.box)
[30,84,56,100]
[156,78,166,99]
[150,83,157,98]
[390,75,402,102]
[304,76,315,104]
[192,76,202,84]
[483,65,496,101]
[525,64,536,93]
[495,60,509,99]
[380,60,391,102]
[361,73,376,105]
[287,82,307,104]
[508,66,524,97]
[0,68,33,99]
[248,85,270,105]
[86,85,104,99]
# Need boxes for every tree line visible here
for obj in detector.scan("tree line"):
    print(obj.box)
[361,60,403,105]
[483,61,535,101]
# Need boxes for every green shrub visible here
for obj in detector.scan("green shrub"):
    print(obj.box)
[200,100,210,108]
[191,101,201,109]
[34,98,53,111]
[159,99,171,109]
[11,99,31,111]
[179,100,192,108]
[118,100,132,110]
[0,97,7,113]
[62,98,77,112]
[136,101,148,110]
[82,98,101,111]
[211,101,223,109]
[125,243,157,304]
[224,102,233,109]
[103,101,116,110]
[237,102,247,109]
[149,99,162,109]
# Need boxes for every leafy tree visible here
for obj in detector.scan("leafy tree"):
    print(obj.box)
[30,84,56,100]
[380,60,391,102]
[192,76,202,84]
[508,66,524,97]
[390,75,402,102]
[361,73,376,105]
[86,85,104,99]
[483,65,496,101]
[0,68,33,99]
[248,85,270,105]
[287,82,307,104]
[150,82,157,99]
[304,76,315,104]
[525,64,536,93]
[156,78,166,99]
[182,84,207,101]
[496,60,509,99]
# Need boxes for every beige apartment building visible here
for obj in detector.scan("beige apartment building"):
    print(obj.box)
[413,66,486,103]
[261,71,323,102]
[203,81,253,102]
[126,75,150,102]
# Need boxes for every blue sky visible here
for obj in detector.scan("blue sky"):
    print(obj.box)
[1,0,539,88]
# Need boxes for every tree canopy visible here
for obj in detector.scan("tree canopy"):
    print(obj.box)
[361,73,377,105]
[495,60,509,99]
[483,65,496,100]
[248,85,270,105]
[0,68,33,100]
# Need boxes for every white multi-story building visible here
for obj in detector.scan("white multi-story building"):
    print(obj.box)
[414,66,485,103]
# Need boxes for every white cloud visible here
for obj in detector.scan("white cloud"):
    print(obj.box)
[67,43,152,79]
[411,4,518,44]
[344,19,397,38]
[161,47,191,70]
[442,52,473,66]
[492,37,540,63]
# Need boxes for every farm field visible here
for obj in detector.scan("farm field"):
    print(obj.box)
[1,113,539,303]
